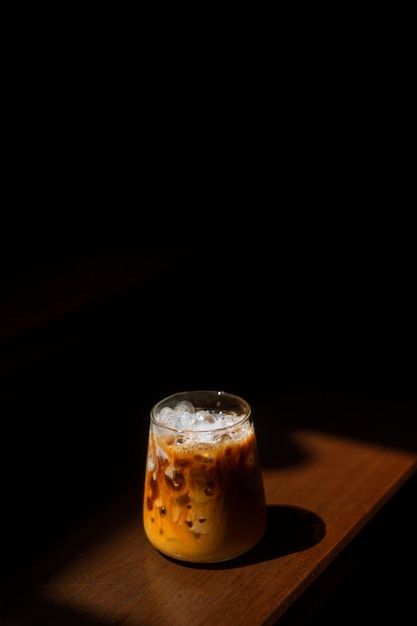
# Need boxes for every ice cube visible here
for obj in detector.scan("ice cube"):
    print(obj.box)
[174,400,195,414]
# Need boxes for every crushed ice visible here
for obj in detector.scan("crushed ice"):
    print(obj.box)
[156,401,244,432]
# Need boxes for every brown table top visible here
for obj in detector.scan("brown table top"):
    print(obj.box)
[1,386,416,625]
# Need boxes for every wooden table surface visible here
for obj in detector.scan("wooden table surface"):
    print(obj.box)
[1,387,416,626]
[1,247,416,624]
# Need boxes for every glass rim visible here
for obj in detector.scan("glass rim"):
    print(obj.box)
[150,389,252,433]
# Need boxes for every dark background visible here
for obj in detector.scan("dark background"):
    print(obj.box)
[1,14,415,621]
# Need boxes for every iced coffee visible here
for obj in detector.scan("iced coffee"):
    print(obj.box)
[143,390,267,563]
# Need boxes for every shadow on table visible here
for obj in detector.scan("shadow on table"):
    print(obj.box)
[165,504,326,570]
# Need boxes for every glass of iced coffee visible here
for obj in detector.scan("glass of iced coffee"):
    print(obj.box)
[143,390,267,563]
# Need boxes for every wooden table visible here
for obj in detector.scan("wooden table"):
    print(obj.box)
[1,248,416,624]
[1,386,416,626]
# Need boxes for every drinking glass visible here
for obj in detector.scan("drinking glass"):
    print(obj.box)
[143,390,267,563]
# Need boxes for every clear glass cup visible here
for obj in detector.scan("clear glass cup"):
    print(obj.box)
[143,390,267,563]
